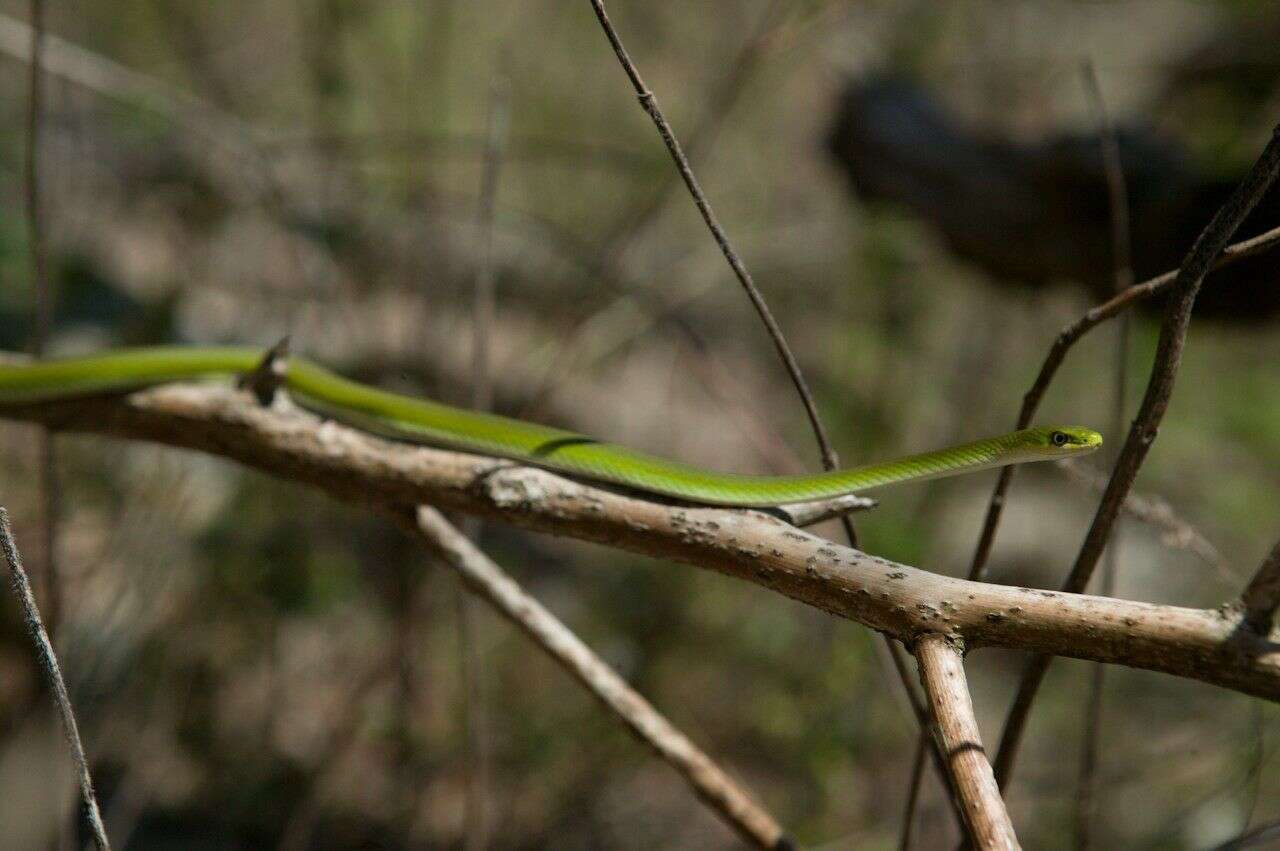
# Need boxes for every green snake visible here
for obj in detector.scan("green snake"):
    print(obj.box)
[0,346,1102,507]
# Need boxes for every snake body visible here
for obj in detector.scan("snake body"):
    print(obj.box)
[0,346,1102,506]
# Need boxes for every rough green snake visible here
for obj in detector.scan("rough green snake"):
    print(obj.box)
[0,346,1102,507]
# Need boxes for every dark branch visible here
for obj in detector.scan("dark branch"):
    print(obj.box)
[0,509,110,850]
[992,124,1280,791]
[1240,537,1280,634]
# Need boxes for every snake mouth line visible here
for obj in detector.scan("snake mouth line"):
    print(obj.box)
[530,436,602,458]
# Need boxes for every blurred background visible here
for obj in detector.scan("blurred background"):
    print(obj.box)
[0,1,1279,848]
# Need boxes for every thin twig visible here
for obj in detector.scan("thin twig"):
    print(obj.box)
[1076,60,1133,850]
[992,124,1280,792]
[583,0,850,528]
[1240,537,1280,634]
[595,0,786,258]
[0,508,110,850]
[915,635,1019,850]
[455,73,509,851]
[25,0,60,640]
[1055,461,1224,572]
[899,731,928,851]
[967,218,1280,583]
[580,7,974,833]
[405,505,792,850]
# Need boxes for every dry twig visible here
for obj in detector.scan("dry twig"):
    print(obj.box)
[1240,538,1280,635]
[0,508,110,850]
[967,219,1280,582]
[991,124,1280,792]
[583,1,849,515]
[1055,461,1223,572]
[1076,61,1133,849]
[405,505,791,850]
[455,74,510,851]
[579,8,977,829]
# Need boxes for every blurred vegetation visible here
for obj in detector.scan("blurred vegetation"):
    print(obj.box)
[0,1,1278,849]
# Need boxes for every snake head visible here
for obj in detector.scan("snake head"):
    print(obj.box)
[1015,425,1103,458]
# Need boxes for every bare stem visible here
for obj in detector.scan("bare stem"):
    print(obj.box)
[967,222,1280,583]
[579,7,975,835]
[405,505,792,850]
[452,72,509,851]
[1075,59,1133,850]
[25,0,60,640]
[1240,537,1280,634]
[899,735,928,851]
[583,0,848,512]
[915,636,1019,850]
[992,123,1280,792]
[0,508,110,850]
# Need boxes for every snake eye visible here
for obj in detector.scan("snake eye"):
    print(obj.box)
[1050,431,1069,447]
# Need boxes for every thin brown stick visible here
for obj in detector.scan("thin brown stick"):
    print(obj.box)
[915,635,1019,850]
[1055,461,1223,572]
[0,508,110,850]
[25,0,59,641]
[583,0,849,520]
[1240,537,1280,634]
[578,8,971,833]
[899,735,928,851]
[992,124,1280,792]
[596,0,785,257]
[1076,60,1133,850]
[405,505,792,850]
[773,493,876,527]
[967,215,1280,582]
[455,74,509,851]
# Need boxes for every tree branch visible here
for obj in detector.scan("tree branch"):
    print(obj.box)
[0,509,110,850]
[992,123,1280,791]
[403,505,791,849]
[1,383,1276,701]
[583,0,848,504]
[915,635,1018,850]
[968,219,1280,583]
[1240,537,1280,635]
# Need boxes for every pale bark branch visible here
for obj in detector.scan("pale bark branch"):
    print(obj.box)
[1,383,1276,702]
[915,635,1018,851]
[403,504,791,850]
